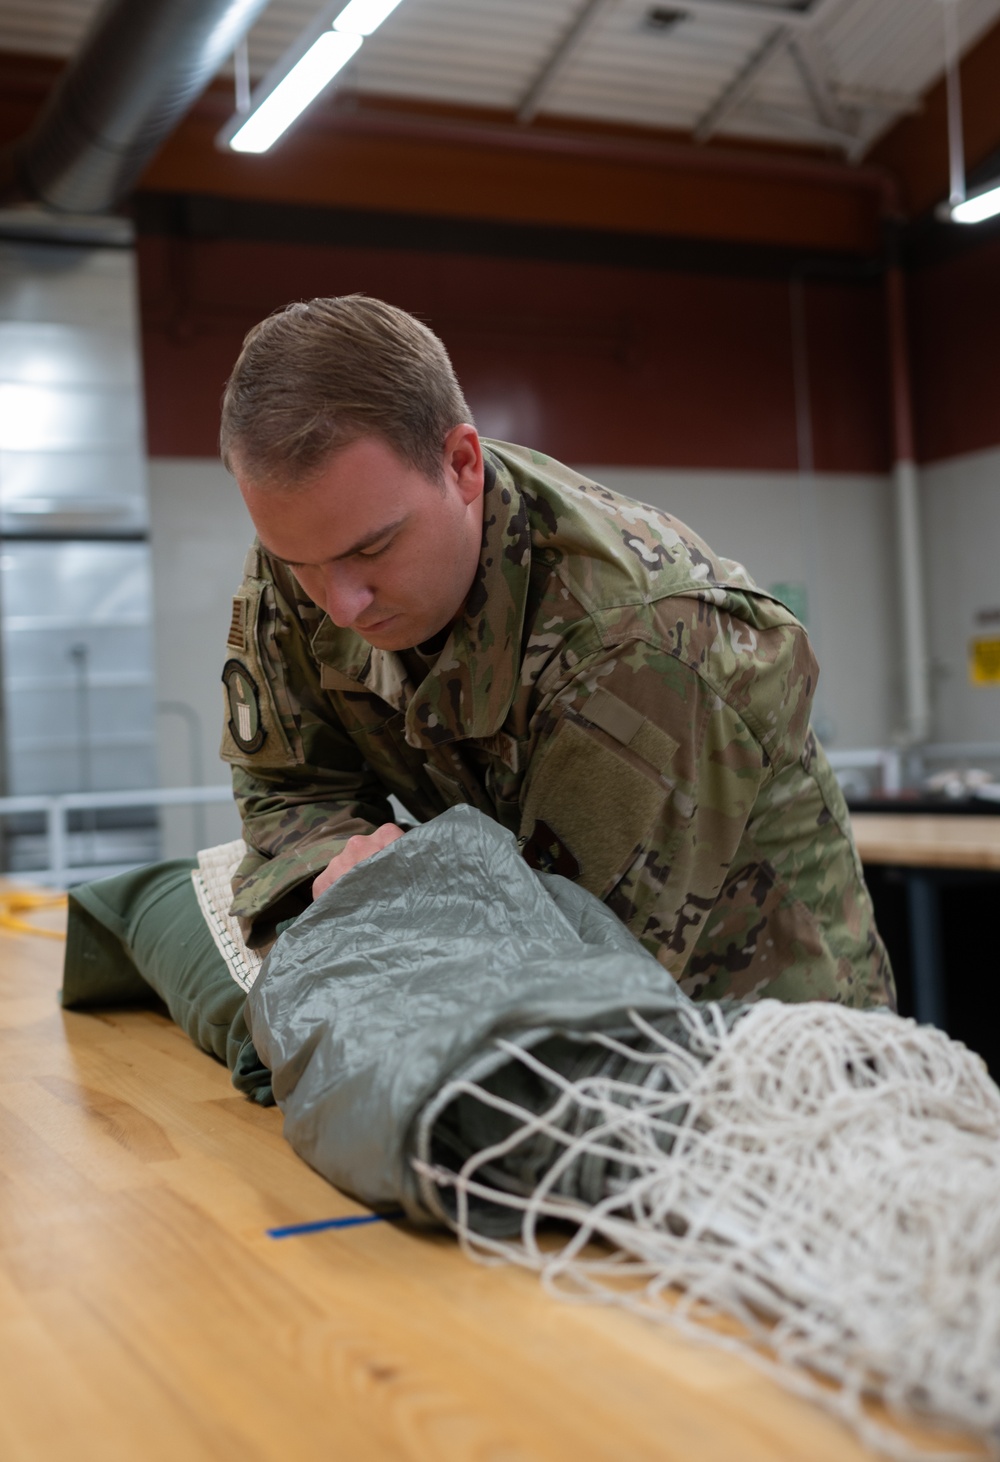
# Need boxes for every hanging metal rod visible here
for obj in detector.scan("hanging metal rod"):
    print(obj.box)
[942,0,966,208]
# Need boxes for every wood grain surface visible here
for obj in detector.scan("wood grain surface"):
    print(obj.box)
[851,812,1000,870]
[0,892,988,1462]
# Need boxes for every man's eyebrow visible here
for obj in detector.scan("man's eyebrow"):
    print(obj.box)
[270,514,408,567]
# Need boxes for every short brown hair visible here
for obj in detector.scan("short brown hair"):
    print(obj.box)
[220,295,473,487]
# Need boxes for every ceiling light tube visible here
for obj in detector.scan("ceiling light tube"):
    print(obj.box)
[332,0,405,36]
[227,30,362,153]
[950,182,1000,225]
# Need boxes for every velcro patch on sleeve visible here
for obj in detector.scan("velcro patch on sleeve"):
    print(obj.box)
[578,687,678,773]
[520,718,666,899]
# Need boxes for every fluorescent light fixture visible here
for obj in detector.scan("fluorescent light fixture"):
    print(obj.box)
[950,183,1000,225]
[332,0,405,36]
[935,0,1000,227]
[229,30,362,153]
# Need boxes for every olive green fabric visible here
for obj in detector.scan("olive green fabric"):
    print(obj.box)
[61,859,273,1104]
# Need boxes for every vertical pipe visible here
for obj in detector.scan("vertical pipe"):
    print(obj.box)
[885,261,931,748]
[789,277,828,736]
[235,36,251,114]
[69,641,96,863]
[49,799,67,887]
[789,277,814,476]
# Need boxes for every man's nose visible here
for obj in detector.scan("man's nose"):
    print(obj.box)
[322,564,375,628]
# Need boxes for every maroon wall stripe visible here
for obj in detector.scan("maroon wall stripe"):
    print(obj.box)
[139,233,898,473]
[141,228,1000,472]
[908,231,1000,466]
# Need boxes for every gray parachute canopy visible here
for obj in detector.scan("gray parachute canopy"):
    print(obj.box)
[247,805,699,1224]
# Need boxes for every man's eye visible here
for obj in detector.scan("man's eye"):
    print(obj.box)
[359,539,392,558]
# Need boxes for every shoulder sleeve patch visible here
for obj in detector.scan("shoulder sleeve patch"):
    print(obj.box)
[222,659,267,754]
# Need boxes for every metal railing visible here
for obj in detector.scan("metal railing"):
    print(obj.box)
[0,785,235,886]
[826,747,903,796]
[5,741,1000,885]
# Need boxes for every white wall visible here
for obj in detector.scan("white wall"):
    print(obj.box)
[144,443,1000,853]
[921,443,1000,752]
[148,457,901,860]
[148,458,250,855]
[580,465,899,751]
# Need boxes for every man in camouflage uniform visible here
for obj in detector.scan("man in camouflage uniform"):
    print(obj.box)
[219,295,893,1011]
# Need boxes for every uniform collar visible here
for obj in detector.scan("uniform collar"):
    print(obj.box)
[311,450,532,746]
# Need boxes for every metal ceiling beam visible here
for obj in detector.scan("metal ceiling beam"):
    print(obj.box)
[519,0,836,135]
[833,84,921,117]
[693,0,845,145]
[741,104,859,148]
[319,99,894,202]
[788,32,845,133]
[694,25,790,140]
[517,0,616,125]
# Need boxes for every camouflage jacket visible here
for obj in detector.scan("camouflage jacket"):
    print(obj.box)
[221,440,893,1010]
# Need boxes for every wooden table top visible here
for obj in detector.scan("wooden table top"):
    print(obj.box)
[850,811,1000,870]
[0,891,988,1462]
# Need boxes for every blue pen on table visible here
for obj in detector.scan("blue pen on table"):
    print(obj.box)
[267,1208,405,1239]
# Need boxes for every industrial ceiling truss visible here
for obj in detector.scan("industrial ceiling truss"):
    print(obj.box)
[2,0,1000,162]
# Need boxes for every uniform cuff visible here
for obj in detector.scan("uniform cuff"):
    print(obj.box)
[229,835,353,948]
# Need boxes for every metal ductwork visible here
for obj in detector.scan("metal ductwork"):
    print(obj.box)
[7,0,274,215]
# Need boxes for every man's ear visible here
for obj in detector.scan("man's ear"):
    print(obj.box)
[443,423,484,506]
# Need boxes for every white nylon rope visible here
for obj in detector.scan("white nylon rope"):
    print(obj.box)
[415,1001,1000,1460]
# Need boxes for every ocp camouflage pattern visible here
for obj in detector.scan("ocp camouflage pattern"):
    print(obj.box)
[221,439,894,1011]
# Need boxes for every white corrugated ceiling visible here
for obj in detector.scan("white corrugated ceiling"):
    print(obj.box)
[2,0,998,159]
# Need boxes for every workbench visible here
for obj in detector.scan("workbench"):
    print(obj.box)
[851,811,1000,1029]
[0,893,988,1462]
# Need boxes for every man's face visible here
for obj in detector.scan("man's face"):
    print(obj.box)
[238,427,485,652]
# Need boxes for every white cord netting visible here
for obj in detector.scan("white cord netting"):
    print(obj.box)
[414,1001,1000,1460]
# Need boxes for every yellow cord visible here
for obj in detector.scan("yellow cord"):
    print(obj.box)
[0,890,68,940]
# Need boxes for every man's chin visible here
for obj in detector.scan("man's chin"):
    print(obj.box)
[356,615,421,651]
[355,611,455,652]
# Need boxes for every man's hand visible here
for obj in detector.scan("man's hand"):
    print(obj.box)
[311,823,404,900]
